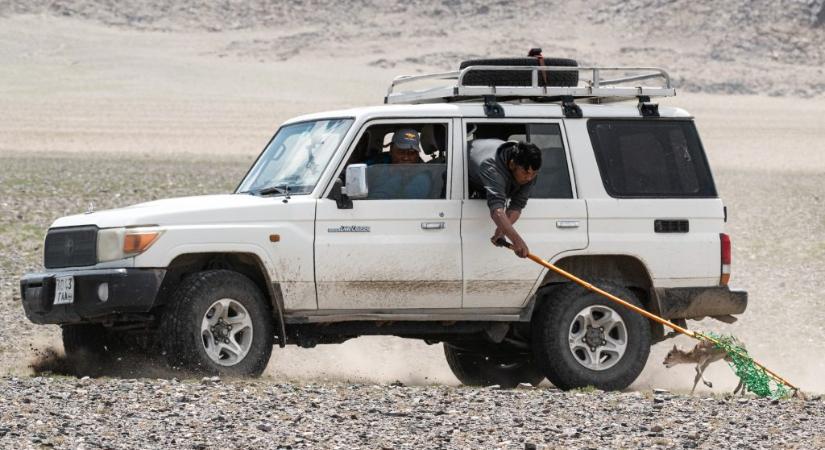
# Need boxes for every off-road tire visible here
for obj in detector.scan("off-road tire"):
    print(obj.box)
[459,57,578,87]
[531,282,651,391]
[161,270,274,377]
[443,343,545,388]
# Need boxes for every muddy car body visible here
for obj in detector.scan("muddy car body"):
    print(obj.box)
[20,64,747,389]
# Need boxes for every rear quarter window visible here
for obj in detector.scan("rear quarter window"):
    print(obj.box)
[587,119,717,198]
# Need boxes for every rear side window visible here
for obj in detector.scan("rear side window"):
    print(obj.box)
[468,122,573,199]
[587,120,717,198]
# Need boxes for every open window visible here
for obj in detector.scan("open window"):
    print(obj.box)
[466,122,573,199]
[337,122,449,200]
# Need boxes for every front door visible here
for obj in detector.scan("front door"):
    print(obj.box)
[461,119,589,308]
[315,119,462,310]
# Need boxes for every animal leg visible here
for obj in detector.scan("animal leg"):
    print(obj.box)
[697,362,713,388]
[691,366,702,395]
[733,379,744,395]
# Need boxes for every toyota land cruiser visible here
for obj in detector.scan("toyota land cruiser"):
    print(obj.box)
[20,60,747,390]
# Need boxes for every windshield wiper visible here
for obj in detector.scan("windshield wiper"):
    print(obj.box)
[252,184,292,197]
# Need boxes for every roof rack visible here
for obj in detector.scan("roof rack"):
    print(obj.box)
[384,66,675,105]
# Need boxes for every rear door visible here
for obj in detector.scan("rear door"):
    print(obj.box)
[582,119,723,287]
[460,119,588,308]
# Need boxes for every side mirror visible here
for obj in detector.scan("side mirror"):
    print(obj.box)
[342,164,368,200]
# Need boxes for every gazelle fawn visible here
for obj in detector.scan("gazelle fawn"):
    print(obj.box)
[663,340,745,395]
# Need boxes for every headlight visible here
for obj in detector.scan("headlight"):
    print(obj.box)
[97,227,162,263]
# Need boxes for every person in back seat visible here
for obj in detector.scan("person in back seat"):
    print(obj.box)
[367,129,433,199]
[468,139,542,258]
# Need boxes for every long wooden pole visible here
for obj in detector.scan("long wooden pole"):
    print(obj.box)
[499,242,800,393]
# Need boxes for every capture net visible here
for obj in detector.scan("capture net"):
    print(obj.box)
[701,332,791,399]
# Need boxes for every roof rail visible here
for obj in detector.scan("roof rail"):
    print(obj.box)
[384,66,676,105]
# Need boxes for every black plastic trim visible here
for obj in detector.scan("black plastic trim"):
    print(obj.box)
[20,268,166,324]
[656,286,747,319]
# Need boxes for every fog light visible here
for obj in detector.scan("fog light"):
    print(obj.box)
[97,282,109,302]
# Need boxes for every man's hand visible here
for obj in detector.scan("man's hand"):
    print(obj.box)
[490,228,505,246]
[511,237,529,258]
[489,208,530,257]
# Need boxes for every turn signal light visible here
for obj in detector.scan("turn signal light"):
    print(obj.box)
[123,232,160,255]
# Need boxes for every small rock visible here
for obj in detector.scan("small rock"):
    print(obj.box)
[257,423,272,432]
[651,425,664,432]
[524,443,537,450]
[653,388,669,394]
[562,427,579,438]
[516,383,534,389]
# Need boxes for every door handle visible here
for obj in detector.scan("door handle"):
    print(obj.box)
[556,220,580,229]
[421,221,445,230]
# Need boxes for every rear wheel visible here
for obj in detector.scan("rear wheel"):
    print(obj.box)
[161,270,274,377]
[443,343,545,388]
[531,282,651,390]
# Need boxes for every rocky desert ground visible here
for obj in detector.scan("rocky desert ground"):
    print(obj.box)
[1,1,825,448]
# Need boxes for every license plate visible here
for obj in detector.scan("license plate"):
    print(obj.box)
[54,276,75,305]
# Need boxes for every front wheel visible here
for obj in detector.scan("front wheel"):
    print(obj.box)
[531,282,651,391]
[443,343,545,388]
[161,270,274,377]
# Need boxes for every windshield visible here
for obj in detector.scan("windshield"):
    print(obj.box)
[237,118,354,195]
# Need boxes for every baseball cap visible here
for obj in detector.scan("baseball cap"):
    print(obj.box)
[389,129,420,150]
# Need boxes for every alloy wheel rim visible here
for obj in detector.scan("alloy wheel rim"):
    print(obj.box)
[200,298,254,366]
[567,304,628,371]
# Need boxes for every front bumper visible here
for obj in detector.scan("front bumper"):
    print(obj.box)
[656,286,748,320]
[20,268,166,324]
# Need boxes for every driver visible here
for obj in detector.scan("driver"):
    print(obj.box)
[366,129,432,199]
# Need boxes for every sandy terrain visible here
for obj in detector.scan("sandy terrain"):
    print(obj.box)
[0,4,824,447]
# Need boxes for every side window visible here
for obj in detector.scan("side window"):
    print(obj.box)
[467,122,573,199]
[587,120,717,198]
[340,123,449,200]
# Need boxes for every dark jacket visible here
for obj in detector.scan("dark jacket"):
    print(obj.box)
[468,139,536,212]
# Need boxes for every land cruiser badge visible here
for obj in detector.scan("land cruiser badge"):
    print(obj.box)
[327,225,370,233]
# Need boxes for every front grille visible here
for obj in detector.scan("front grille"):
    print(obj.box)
[44,226,98,268]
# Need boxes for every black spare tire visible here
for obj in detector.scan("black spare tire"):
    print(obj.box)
[459,57,578,87]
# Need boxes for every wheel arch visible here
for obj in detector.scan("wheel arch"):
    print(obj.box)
[528,254,664,341]
[157,252,287,347]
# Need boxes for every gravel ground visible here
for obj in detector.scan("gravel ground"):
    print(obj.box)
[0,376,822,450]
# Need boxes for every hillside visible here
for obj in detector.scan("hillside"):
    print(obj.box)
[2,0,824,96]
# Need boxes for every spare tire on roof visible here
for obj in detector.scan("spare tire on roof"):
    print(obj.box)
[459,57,578,87]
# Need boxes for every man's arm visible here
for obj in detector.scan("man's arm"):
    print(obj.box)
[490,207,529,258]
[491,208,521,242]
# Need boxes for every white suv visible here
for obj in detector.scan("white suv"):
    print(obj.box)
[20,62,747,390]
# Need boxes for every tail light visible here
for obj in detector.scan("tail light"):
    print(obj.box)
[720,233,731,286]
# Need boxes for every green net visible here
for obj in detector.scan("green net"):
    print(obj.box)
[701,332,791,399]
